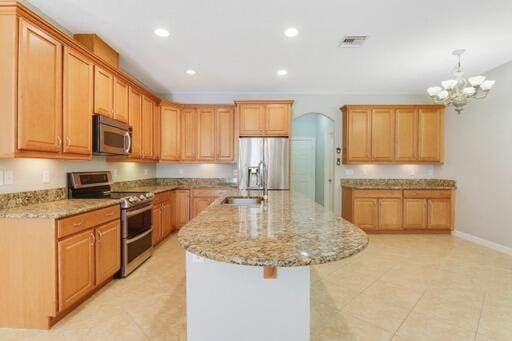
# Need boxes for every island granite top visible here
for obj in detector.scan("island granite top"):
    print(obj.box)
[177,191,368,267]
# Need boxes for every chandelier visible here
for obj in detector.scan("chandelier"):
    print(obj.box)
[427,49,495,114]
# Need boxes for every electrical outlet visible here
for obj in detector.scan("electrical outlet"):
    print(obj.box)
[42,170,50,184]
[179,169,184,175]
[0,171,3,186]
[345,169,354,175]
[233,169,239,177]
[144,169,148,176]
[4,170,13,185]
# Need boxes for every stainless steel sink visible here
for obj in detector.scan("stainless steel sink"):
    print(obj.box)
[221,196,264,205]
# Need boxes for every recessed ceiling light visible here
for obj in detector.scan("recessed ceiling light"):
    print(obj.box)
[277,69,288,76]
[284,27,299,37]
[154,28,170,37]
[186,69,197,75]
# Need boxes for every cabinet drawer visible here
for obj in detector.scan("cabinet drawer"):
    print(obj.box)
[153,191,172,205]
[191,188,232,198]
[353,189,402,198]
[57,205,120,239]
[404,190,451,198]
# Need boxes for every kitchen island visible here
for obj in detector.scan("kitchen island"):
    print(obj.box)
[178,191,368,341]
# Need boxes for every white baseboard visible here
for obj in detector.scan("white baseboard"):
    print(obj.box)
[452,230,512,256]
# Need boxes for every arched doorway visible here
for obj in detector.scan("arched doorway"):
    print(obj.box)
[291,113,335,211]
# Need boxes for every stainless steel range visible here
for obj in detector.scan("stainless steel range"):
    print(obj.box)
[67,171,153,277]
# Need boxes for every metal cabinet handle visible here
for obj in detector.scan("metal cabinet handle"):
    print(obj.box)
[66,137,71,146]
[56,136,62,147]
[96,231,101,242]
[105,212,114,217]
[73,221,83,227]
[90,233,96,245]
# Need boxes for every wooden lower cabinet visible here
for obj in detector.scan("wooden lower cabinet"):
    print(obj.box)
[342,187,455,233]
[175,190,190,228]
[57,229,95,311]
[152,191,173,246]
[353,198,378,230]
[190,188,233,219]
[95,220,121,285]
[152,205,163,245]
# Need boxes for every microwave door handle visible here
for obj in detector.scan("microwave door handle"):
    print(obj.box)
[124,132,131,153]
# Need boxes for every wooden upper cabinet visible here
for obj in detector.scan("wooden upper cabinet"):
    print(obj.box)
[95,220,120,284]
[237,101,292,136]
[265,103,290,136]
[418,108,444,162]
[128,87,143,159]
[57,229,95,312]
[238,104,265,136]
[62,46,93,156]
[142,96,154,159]
[197,108,216,161]
[153,105,161,160]
[216,107,235,162]
[371,109,394,161]
[395,109,418,161]
[341,105,444,164]
[93,66,113,117]
[17,19,62,153]
[180,108,198,161]
[344,108,371,162]
[113,77,129,123]
[160,104,180,161]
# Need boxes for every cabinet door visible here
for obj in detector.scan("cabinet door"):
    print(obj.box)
[57,229,95,311]
[153,105,161,160]
[142,96,154,159]
[353,198,378,229]
[216,107,235,161]
[403,199,427,229]
[181,108,197,161]
[152,205,162,245]
[345,109,371,162]
[191,196,215,219]
[129,87,143,158]
[94,66,113,117]
[378,198,402,230]
[418,108,443,162]
[161,105,180,161]
[265,104,290,136]
[239,104,265,136]
[371,109,394,161]
[18,19,62,153]
[197,107,216,161]
[175,190,190,228]
[162,200,172,238]
[428,199,451,229]
[113,77,129,123]
[95,220,120,284]
[395,109,418,161]
[63,47,93,156]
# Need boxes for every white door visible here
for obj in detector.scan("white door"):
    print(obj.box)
[291,138,315,200]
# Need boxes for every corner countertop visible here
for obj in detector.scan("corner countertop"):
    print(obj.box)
[341,178,456,190]
[177,191,368,267]
[119,184,237,194]
[0,199,121,219]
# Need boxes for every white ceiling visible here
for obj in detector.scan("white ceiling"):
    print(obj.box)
[26,0,512,95]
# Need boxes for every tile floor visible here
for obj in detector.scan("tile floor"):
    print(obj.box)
[1,234,511,340]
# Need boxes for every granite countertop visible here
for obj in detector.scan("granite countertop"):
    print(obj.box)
[177,191,368,267]
[0,199,121,219]
[120,184,237,194]
[340,178,456,190]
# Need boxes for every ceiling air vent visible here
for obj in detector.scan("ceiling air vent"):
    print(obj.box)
[338,35,368,48]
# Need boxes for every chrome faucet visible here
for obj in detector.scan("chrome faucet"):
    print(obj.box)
[258,160,268,200]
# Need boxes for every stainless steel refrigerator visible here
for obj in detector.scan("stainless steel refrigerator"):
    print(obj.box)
[238,137,289,190]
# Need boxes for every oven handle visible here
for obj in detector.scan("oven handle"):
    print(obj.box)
[126,204,152,218]
[126,227,153,244]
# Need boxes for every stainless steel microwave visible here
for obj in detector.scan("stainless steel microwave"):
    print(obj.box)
[93,114,132,156]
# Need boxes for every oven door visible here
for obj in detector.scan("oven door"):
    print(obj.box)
[122,228,153,276]
[123,203,152,239]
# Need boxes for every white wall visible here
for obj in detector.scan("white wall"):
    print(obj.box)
[0,157,156,194]
[435,60,512,249]
[162,92,435,213]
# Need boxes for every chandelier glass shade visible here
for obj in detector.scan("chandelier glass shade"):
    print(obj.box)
[427,49,495,114]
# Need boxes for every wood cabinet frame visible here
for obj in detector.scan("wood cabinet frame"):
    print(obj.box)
[235,100,293,137]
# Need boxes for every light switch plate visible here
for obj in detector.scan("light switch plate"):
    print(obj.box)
[42,170,50,184]
[345,169,354,175]
[4,170,13,185]
[0,171,3,186]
